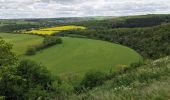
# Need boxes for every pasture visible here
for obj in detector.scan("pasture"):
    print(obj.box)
[0,33,142,76]
[0,33,43,55]
[24,25,86,35]
[25,37,142,76]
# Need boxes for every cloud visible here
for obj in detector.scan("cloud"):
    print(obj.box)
[0,0,170,19]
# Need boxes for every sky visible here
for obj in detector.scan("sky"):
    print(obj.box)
[0,0,170,19]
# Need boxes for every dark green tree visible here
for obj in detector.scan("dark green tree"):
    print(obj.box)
[0,38,17,66]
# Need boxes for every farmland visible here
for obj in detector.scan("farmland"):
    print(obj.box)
[0,33,43,55]
[26,37,142,76]
[24,25,86,35]
[0,33,142,76]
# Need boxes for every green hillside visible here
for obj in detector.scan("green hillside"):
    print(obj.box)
[0,33,43,55]
[0,14,170,100]
[70,56,170,100]
[25,37,142,76]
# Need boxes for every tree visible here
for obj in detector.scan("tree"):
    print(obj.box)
[0,38,17,66]
[43,36,62,48]
[17,60,53,88]
[0,38,54,100]
[0,38,24,100]
[0,66,25,100]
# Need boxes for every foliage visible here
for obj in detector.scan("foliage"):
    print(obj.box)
[0,59,55,100]
[0,66,26,100]
[81,71,105,89]
[25,46,36,55]
[0,24,40,33]
[24,86,49,100]
[70,57,170,100]
[25,36,62,56]
[73,14,170,29]
[0,39,56,100]
[75,71,106,93]
[17,60,53,88]
[0,38,17,66]
[43,36,62,48]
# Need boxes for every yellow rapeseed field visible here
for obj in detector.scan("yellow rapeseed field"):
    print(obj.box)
[24,25,86,35]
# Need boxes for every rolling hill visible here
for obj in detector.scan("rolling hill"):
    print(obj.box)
[25,37,142,76]
[0,33,43,55]
[0,33,142,76]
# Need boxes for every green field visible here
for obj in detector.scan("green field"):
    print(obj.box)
[0,33,142,76]
[26,37,142,76]
[0,33,43,55]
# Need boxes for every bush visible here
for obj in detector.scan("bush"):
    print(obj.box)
[25,36,62,56]
[16,60,53,88]
[0,38,17,66]
[0,39,58,100]
[0,66,26,100]
[24,86,49,100]
[112,73,135,87]
[43,36,62,48]
[25,47,36,55]
[75,71,106,93]
[130,61,144,69]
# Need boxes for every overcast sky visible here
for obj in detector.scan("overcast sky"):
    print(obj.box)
[0,0,170,19]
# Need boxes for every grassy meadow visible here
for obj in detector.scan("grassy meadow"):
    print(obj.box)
[25,37,142,76]
[24,25,86,35]
[0,33,142,76]
[0,33,43,55]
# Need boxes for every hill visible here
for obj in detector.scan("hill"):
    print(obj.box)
[0,33,43,55]
[0,33,142,76]
[70,56,170,100]
[25,37,142,76]
[0,14,170,99]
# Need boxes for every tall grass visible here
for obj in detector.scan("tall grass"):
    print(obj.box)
[69,56,170,100]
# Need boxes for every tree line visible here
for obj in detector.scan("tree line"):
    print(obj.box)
[26,36,62,55]
[72,14,170,29]
[58,23,170,59]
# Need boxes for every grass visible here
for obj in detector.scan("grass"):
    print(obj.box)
[24,25,86,35]
[69,56,170,100]
[25,37,142,76]
[0,33,142,76]
[0,33,43,55]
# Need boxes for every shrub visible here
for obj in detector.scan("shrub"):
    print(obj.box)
[57,82,74,94]
[75,71,106,93]
[16,60,53,88]
[0,38,17,66]
[25,47,36,55]
[0,66,26,100]
[112,73,135,87]
[0,39,58,100]
[24,86,49,100]
[25,36,62,56]
[43,36,62,48]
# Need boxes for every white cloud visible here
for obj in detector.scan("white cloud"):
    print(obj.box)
[0,0,170,19]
